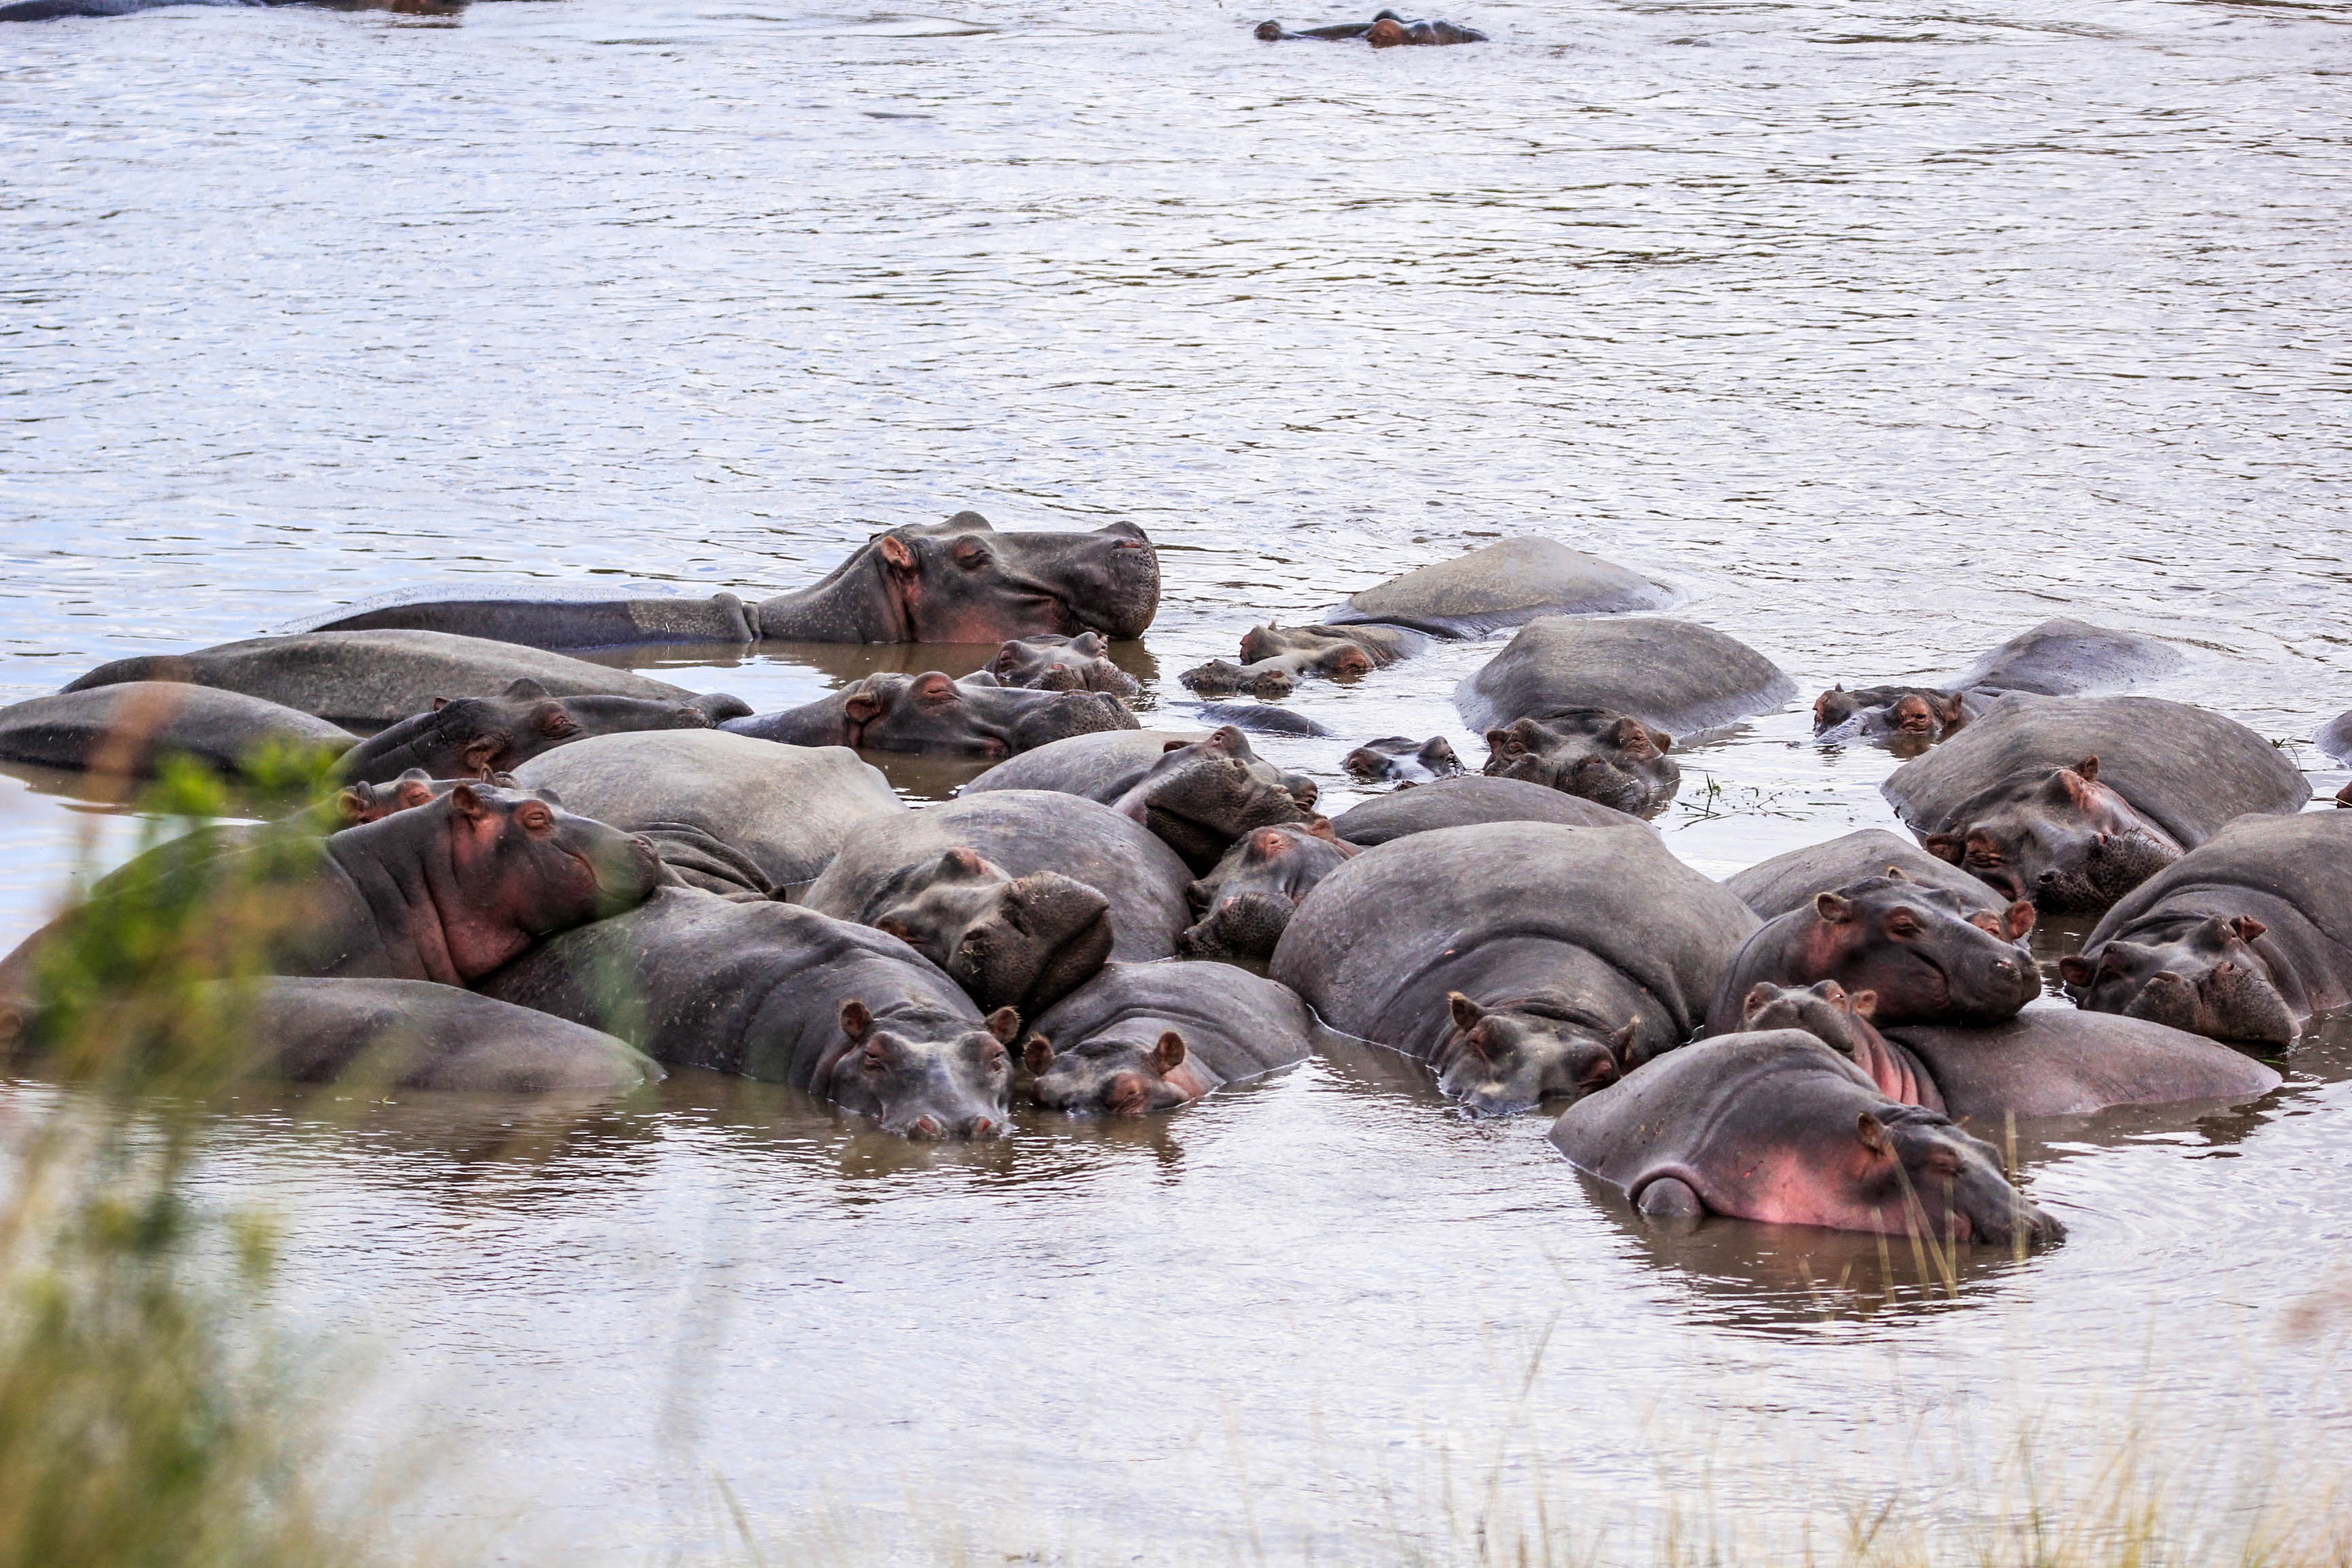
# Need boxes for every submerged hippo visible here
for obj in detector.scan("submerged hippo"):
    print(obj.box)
[1254,10,1486,43]
[1703,874,2038,1035]
[236,977,659,1094]
[722,670,1135,757]
[1326,774,1635,847]
[1179,821,1360,960]
[1481,708,1678,817]
[1323,538,1667,638]
[984,632,1140,696]
[301,513,1160,651]
[482,886,1019,1138]
[1549,1029,2063,1245]
[1024,961,1313,1115]
[65,630,702,730]
[0,682,354,780]
[1456,616,1795,737]
[1812,685,1976,749]
[2059,813,2352,1048]
[1958,617,2184,696]
[1272,821,1758,1113]
[1722,830,2007,921]
[335,680,746,785]
[1181,623,1423,699]
[1342,735,1463,784]
[962,728,1205,800]
[2319,710,2351,765]
[1884,695,2308,913]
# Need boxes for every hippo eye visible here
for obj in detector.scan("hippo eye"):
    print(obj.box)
[517,803,555,832]
[952,540,989,569]
[1885,913,1923,938]
[1965,848,2004,868]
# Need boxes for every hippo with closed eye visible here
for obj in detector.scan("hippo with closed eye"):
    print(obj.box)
[722,670,1136,758]
[1481,708,1679,817]
[1342,735,1463,785]
[336,679,747,784]
[1722,830,2008,922]
[1179,821,1360,960]
[1023,961,1313,1116]
[1812,685,1976,753]
[984,632,1140,696]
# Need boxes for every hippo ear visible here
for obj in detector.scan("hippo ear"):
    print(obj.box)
[445,782,488,822]
[2053,767,2100,808]
[332,786,372,824]
[1605,1021,1638,1064]
[1740,982,1778,1021]
[1151,1031,1187,1073]
[1847,990,1878,1019]
[1937,692,1968,723]
[936,847,987,882]
[843,689,885,724]
[1813,892,1856,924]
[1162,738,1192,753]
[984,1007,1022,1045]
[1448,992,1484,1034]
[1882,865,1914,883]
[1646,724,1673,755]
[1484,728,1520,757]
[529,702,581,738]
[2230,916,2268,944]
[838,1000,874,1043]
[502,678,550,700]
[431,696,452,712]
[2057,955,2095,987]
[878,535,917,573]
[1185,880,1212,915]
[1855,1112,1894,1158]
[1922,834,1966,866]
[1023,1034,1056,1074]
[2004,900,2037,941]
[2075,755,2100,783]
[1303,815,1341,843]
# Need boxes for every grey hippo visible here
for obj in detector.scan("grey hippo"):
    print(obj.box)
[1024,961,1313,1115]
[336,679,749,785]
[1326,774,1637,847]
[0,682,354,780]
[1722,829,2007,921]
[1181,623,1424,700]
[1254,10,1487,44]
[983,632,1140,696]
[1178,821,1360,961]
[230,977,660,1094]
[1341,734,1463,785]
[1456,616,1795,738]
[1814,618,2182,750]
[721,670,1136,760]
[1480,708,1680,818]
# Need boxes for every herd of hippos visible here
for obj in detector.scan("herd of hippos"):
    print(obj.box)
[3,515,2349,1249]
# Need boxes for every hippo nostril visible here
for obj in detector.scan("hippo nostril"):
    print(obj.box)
[2037,870,2060,885]
[909,1116,943,1140]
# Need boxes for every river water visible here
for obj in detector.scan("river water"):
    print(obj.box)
[3,0,2349,1558]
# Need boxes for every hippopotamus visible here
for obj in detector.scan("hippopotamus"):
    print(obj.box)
[1320,538,1669,638]
[1548,1029,2063,1245]
[232,977,659,1094]
[2319,710,2352,766]
[1325,774,1637,847]
[804,790,1192,1001]
[301,513,1159,651]
[1957,617,2185,696]
[1722,830,2006,921]
[983,632,1139,696]
[2058,813,2352,1048]
[1456,617,1795,737]
[481,886,1018,1138]
[1023,961,1313,1115]
[1812,685,1976,751]
[1703,874,2038,1035]
[1,0,462,17]
[1882,695,2310,913]
[64,630,703,731]
[962,729,1204,799]
[333,680,747,785]
[1181,623,1424,700]
[1178,821,1360,960]
[721,670,1134,758]
[1253,10,1486,42]
[1480,708,1678,817]
[1342,734,1463,784]
[1272,821,1758,1113]
[512,730,904,898]
[1191,702,1332,738]
[0,682,354,781]
[1738,980,1942,1110]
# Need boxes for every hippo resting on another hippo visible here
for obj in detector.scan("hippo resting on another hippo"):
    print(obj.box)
[1723,830,2008,921]
[1456,617,1794,738]
[983,633,1139,696]
[483,887,1019,1139]
[2060,814,2352,1048]
[231,978,660,1094]
[1883,695,2309,913]
[1181,623,1424,700]
[1740,981,2278,1121]
[1481,709,1679,818]
[1326,775,1635,847]
[1254,10,1486,44]
[1179,822,1360,960]
[1273,821,1758,1113]
[722,670,1135,760]
[65,630,710,731]
[1322,538,1669,638]
[335,679,748,785]
[1549,1028,2064,1245]
[299,513,1160,651]
[1343,735,1462,785]
[1813,619,2182,751]
[1024,962,1313,1115]
[0,683,354,780]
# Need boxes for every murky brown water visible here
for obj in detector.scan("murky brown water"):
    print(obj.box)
[3,0,2349,1556]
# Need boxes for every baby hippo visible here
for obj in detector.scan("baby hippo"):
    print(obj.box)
[1024,960,1312,1115]
[1343,736,1463,784]
[1179,821,1360,960]
[1111,727,1318,873]
[1739,979,1939,1110]
[1705,872,2038,1035]
[985,632,1140,697]
[1482,708,1679,817]
[857,847,1116,1017]
[1181,623,1420,699]
[723,670,1136,757]
[1813,685,1974,751]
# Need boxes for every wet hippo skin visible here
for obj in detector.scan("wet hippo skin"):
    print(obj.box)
[722,670,1137,758]
[1179,821,1360,960]
[0,682,353,779]
[1326,775,1637,846]
[1024,960,1313,1115]
[1455,615,1795,737]
[336,680,745,785]
[1323,538,1668,637]
[234,977,662,1094]
[1723,830,2008,921]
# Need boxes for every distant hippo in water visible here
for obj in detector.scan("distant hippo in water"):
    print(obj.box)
[2318,710,2351,766]
[1549,1028,2063,1245]
[1342,734,1463,784]
[1812,685,1976,751]
[1179,821,1360,960]
[231,978,659,1095]
[984,632,1139,696]
[1181,623,1423,699]
[1326,774,1636,847]
[1722,830,2007,921]
[1254,9,1486,42]
[335,680,747,785]
[0,682,353,780]
[1883,695,2308,913]
[1481,708,1679,817]
[722,670,1136,758]
[1024,962,1313,1115]
[1324,538,1669,638]
[1456,616,1794,738]
[1814,619,2180,753]
[300,513,1160,651]
[2060,814,2352,1048]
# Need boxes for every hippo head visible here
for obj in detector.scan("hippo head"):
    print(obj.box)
[1343,734,1462,784]
[1253,18,1285,38]
[1366,13,1410,44]
[1025,1029,1205,1116]
[2059,916,2298,1047]
[1853,1105,2065,1248]
[815,671,1137,757]
[1237,623,1377,679]
[1814,685,1969,755]
[825,1000,1017,1139]
[1111,727,1318,873]
[867,512,1159,643]
[1795,875,2039,1026]
[1436,993,1629,1115]
[1739,979,1931,1106]
[337,679,730,785]
[1178,821,1358,960]
[869,848,1115,1016]
[1482,709,1680,817]
[1923,756,2183,913]
[333,768,534,825]
[984,632,1139,696]
[1179,659,1295,700]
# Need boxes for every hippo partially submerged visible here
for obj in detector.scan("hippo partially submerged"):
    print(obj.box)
[237,977,660,1094]
[722,670,1135,758]
[1179,821,1360,960]
[2059,813,2352,1047]
[1181,623,1424,700]
[1812,686,1976,749]
[1723,830,2007,921]
[1254,10,1486,44]
[1480,708,1678,817]
[1273,821,1758,1113]
[1326,774,1635,847]
[336,680,747,785]
[1883,695,2309,913]
[1549,1028,2063,1245]
[984,633,1140,696]
[1814,619,2183,752]
[1456,616,1795,737]
[1024,961,1313,1115]
[1323,538,1669,638]
[1342,735,1463,785]
[303,513,1160,651]
[0,682,354,780]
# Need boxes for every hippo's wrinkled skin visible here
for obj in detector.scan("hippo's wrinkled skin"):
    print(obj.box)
[303,514,1160,651]
[845,847,1115,1017]
[2059,814,2352,1048]
[1325,538,1669,637]
[1024,961,1313,1115]
[1456,616,1794,738]
[1549,1028,2063,1245]
[985,632,1139,696]
[336,679,747,785]
[1812,685,1975,751]
[1327,774,1636,847]
[1179,821,1360,960]
[1343,735,1463,785]
[1273,821,1758,1114]
[1958,617,2184,696]
[482,886,1018,1138]
[723,670,1136,758]
[234,977,660,1094]
[1182,623,1423,699]
[65,630,702,730]
[1884,695,2308,913]
[1107,728,1317,873]
[1723,830,2007,922]
[0,682,355,780]
[1704,874,2038,1036]
[1254,9,1486,43]
[1482,708,1678,817]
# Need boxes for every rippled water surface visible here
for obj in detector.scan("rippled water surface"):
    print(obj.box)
[3,0,2350,1557]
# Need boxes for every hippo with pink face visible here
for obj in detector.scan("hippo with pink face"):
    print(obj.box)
[1480,708,1679,817]
[1179,821,1360,960]
[1023,961,1312,1117]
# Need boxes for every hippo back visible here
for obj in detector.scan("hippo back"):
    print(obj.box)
[1724,829,2003,920]
[959,730,1210,803]
[1886,1007,2279,1120]
[0,683,354,779]
[1026,960,1313,1083]
[1957,617,2183,697]
[1454,615,1795,736]
[245,977,659,1094]
[1323,537,1671,636]
[1329,775,1638,847]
